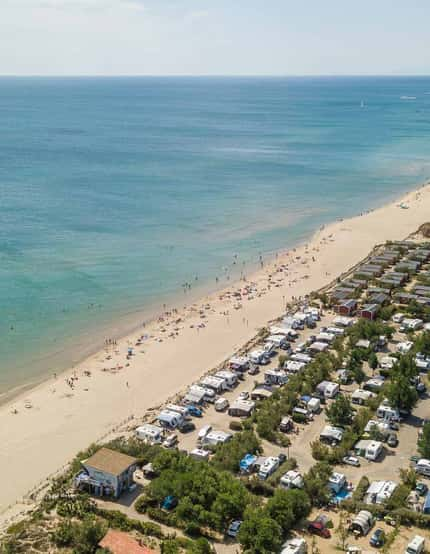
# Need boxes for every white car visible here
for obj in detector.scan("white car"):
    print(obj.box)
[342,455,360,467]
[163,433,178,448]
[238,391,250,400]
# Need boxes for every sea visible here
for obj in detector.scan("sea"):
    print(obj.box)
[1,76,430,397]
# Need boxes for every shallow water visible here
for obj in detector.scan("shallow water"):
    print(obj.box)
[1,76,430,392]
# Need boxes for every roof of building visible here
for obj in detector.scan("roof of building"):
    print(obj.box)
[83,447,137,476]
[99,530,156,554]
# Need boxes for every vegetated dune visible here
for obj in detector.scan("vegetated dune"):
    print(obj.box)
[418,222,430,238]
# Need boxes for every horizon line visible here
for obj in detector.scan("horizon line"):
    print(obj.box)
[0,73,430,79]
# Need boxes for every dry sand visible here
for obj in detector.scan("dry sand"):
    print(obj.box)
[1,182,430,525]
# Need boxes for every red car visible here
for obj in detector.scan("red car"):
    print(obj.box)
[308,521,331,538]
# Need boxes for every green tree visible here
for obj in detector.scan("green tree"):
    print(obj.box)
[304,462,332,506]
[325,395,354,427]
[238,507,282,554]
[418,422,430,458]
[368,352,378,372]
[385,372,418,412]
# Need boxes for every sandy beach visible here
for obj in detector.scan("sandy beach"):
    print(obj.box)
[1,181,430,525]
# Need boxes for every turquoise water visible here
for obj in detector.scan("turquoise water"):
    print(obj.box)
[1,76,430,393]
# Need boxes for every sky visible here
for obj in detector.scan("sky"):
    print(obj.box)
[0,0,429,76]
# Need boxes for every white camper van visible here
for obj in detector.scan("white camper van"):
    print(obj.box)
[405,535,425,554]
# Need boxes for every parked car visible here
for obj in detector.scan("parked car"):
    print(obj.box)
[248,364,259,375]
[226,520,242,538]
[369,528,385,548]
[387,433,398,448]
[187,405,203,418]
[416,482,429,496]
[342,455,360,467]
[308,521,331,538]
[163,433,178,448]
[178,421,196,434]
[278,453,287,464]
[238,391,250,400]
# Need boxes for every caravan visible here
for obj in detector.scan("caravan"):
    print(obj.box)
[136,424,163,444]
[258,457,280,480]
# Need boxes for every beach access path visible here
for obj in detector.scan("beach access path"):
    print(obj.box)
[1,182,430,525]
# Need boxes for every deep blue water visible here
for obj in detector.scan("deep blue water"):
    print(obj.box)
[1,76,430,392]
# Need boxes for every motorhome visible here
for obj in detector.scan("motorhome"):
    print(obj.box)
[293,406,313,421]
[365,480,397,504]
[327,326,344,336]
[316,332,335,343]
[215,370,238,388]
[258,456,280,480]
[264,368,288,386]
[365,441,384,461]
[405,535,425,554]
[415,459,430,477]
[316,380,339,399]
[285,360,306,375]
[400,318,423,332]
[166,404,190,418]
[228,399,255,417]
[204,430,232,447]
[157,409,184,429]
[280,470,304,490]
[214,397,229,412]
[351,388,375,406]
[328,472,346,493]
[229,356,249,372]
[397,341,414,354]
[200,376,226,393]
[249,349,270,365]
[281,537,307,554]
[267,334,290,350]
[379,356,397,371]
[320,425,344,445]
[363,377,385,393]
[333,316,355,327]
[415,353,430,371]
[290,353,312,364]
[136,424,163,444]
[190,448,211,462]
[279,416,294,433]
[376,403,400,421]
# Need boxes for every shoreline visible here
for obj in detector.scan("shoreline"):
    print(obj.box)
[1,179,430,523]
[1,177,427,406]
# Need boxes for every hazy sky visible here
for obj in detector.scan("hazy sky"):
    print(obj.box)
[1,0,429,76]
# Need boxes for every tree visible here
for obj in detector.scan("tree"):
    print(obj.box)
[266,489,311,534]
[325,395,354,427]
[385,372,418,412]
[418,422,430,458]
[304,462,332,506]
[238,507,283,554]
[335,510,350,551]
[368,352,378,372]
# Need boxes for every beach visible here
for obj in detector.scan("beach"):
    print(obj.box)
[1,181,430,525]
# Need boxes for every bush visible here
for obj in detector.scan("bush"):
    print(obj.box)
[229,420,243,432]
